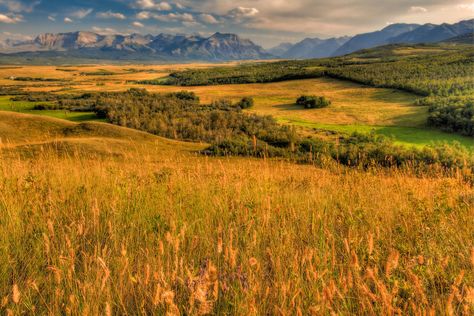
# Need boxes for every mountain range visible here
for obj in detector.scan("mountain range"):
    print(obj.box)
[270,19,473,59]
[0,31,271,61]
[0,19,472,62]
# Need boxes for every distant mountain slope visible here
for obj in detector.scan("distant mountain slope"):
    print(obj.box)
[267,42,293,57]
[389,20,474,44]
[441,32,474,44]
[281,36,350,59]
[334,19,473,56]
[333,23,420,56]
[0,31,272,61]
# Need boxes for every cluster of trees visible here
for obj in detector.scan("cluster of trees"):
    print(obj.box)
[417,96,474,136]
[296,95,331,108]
[325,50,474,97]
[158,61,326,86]
[141,46,473,99]
[148,45,473,137]
[55,89,295,147]
[6,87,472,172]
[0,86,24,96]
[71,89,474,172]
[9,77,64,82]
[208,132,474,172]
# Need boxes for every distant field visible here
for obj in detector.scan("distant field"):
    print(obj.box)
[0,95,101,122]
[279,118,474,149]
[0,65,472,150]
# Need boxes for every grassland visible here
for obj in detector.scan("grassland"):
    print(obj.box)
[279,118,474,149]
[0,95,102,122]
[1,64,472,149]
[0,110,473,315]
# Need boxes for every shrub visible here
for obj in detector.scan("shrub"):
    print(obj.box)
[296,95,331,109]
[33,104,47,110]
[169,91,200,102]
[236,97,254,109]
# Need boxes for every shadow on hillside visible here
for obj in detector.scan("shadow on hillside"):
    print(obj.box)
[272,103,307,111]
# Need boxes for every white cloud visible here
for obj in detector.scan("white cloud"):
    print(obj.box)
[409,6,428,13]
[227,7,259,21]
[0,12,22,23]
[48,15,55,21]
[0,31,32,41]
[136,11,152,20]
[132,21,144,27]
[64,17,73,23]
[71,8,93,19]
[134,0,172,11]
[147,12,194,23]
[167,12,194,22]
[457,4,474,11]
[91,26,117,35]
[97,11,126,20]
[199,13,218,24]
[182,20,201,27]
[0,0,40,13]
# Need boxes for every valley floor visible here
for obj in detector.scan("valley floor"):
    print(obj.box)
[1,64,473,149]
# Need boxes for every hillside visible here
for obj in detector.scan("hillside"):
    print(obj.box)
[442,32,474,44]
[0,111,203,157]
[270,19,473,59]
[281,36,350,59]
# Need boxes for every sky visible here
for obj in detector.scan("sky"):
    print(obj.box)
[0,0,473,48]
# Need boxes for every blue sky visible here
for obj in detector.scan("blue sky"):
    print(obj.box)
[0,0,473,47]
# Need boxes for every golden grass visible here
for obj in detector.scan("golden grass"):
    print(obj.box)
[0,112,473,314]
[0,111,204,157]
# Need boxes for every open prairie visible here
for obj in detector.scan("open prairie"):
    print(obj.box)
[1,65,473,149]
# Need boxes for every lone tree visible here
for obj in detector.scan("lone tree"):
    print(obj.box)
[296,95,331,109]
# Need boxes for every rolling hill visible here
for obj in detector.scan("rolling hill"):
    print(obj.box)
[0,111,203,157]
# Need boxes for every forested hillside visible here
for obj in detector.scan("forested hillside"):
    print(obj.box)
[154,44,474,137]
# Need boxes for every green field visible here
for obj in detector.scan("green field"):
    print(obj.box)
[0,96,102,122]
[279,118,474,150]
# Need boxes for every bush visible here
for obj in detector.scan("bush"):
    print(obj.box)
[169,91,200,102]
[33,104,47,110]
[236,97,254,109]
[296,95,331,109]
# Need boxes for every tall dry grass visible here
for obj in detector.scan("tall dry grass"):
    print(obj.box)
[0,147,473,315]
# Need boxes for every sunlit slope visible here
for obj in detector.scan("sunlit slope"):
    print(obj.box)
[0,111,204,157]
